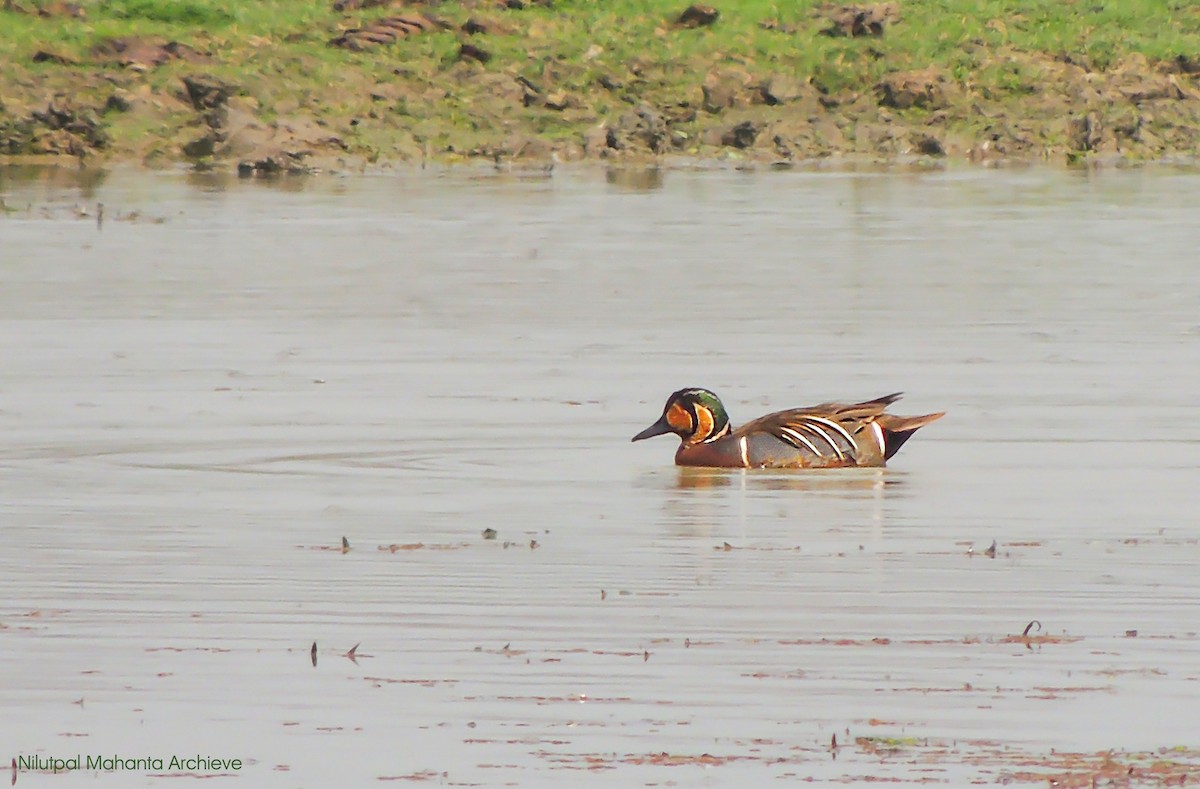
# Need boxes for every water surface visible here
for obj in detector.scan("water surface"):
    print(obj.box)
[1,164,1198,785]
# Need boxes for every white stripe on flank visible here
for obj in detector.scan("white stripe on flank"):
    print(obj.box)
[871,421,886,455]
[777,426,822,456]
[790,423,847,461]
[739,436,749,468]
[803,416,856,448]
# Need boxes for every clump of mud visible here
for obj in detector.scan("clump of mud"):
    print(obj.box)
[328,14,447,50]
[0,96,108,157]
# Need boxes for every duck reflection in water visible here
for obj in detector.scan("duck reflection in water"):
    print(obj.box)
[672,465,897,492]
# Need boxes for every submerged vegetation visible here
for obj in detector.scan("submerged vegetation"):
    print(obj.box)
[2,0,1199,169]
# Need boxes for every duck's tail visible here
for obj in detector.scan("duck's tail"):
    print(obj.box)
[876,411,945,460]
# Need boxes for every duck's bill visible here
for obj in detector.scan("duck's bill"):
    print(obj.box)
[631,417,672,442]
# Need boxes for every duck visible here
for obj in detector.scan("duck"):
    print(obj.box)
[632,388,943,468]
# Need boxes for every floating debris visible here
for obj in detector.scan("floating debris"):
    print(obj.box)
[373,542,471,552]
[346,643,360,664]
[341,536,350,554]
[985,540,997,558]
[1022,620,1042,637]
[310,641,318,667]
[482,528,497,540]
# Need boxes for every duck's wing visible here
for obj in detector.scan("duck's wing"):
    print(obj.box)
[732,393,908,464]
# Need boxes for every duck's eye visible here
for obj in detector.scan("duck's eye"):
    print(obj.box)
[665,402,694,432]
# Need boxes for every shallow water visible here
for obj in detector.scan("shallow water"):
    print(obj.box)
[1,164,1198,785]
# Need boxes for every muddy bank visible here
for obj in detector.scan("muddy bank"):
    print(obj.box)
[2,1,1200,171]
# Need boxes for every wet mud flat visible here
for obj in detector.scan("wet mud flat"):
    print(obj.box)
[1,165,1198,785]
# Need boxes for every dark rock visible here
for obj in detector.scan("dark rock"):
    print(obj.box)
[462,17,512,35]
[240,150,317,176]
[677,4,718,28]
[32,50,79,65]
[721,121,759,148]
[1165,54,1200,75]
[182,133,216,158]
[182,74,235,111]
[515,75,542,106]
[458,43,492,64]
[913,134,945,156]
[820,3,899,38]
[104,91,133,113]
[255,155,287,174]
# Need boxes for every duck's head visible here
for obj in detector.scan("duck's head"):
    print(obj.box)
[632,388,731,446]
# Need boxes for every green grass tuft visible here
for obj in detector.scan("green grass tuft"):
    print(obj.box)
[103,0,238,27]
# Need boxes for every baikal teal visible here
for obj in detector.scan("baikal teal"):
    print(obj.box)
[16,754,243,773]
[633,389,944,469]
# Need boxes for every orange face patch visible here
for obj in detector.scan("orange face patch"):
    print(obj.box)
[693,404,714,442]
[665,402,694,434]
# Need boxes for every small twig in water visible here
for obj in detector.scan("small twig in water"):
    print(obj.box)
[1022,620,1042,637]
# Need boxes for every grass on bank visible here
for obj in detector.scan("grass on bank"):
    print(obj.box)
[2,0,1200,161]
